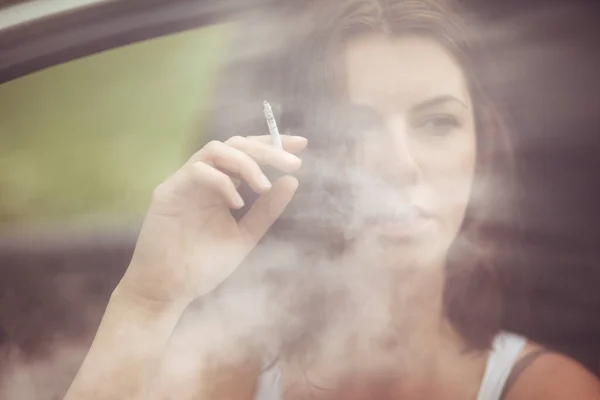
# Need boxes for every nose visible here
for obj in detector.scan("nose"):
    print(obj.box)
[365,116,421,186]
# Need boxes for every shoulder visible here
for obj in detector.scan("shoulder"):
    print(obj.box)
[504,342,600,400]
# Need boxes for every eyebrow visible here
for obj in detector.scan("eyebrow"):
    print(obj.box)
[411,95,469,112]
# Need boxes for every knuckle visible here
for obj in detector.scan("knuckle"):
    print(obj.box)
[238,160,261,179]
[189,162,235,194]
[203,140,223,152]
[151,182,171,202]
[189,162,211,182]
[251,149,269,165]
[226,135,245,146]
[201,168,230,190]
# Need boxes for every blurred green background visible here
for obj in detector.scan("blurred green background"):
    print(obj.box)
[0,23,230,228]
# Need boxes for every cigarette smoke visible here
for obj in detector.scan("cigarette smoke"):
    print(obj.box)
[3,1,599,398]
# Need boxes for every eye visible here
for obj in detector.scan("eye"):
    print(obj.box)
[415,114,460,136]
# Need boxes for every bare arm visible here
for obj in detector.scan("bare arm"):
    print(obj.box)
[505,349,600,400]
[63,134,306,399]
[64,287,187,399]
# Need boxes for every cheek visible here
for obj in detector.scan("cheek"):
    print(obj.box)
[420,131,477,222]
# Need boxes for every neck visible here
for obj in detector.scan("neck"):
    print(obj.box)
[283,250,490,400]
[394,266,488,399]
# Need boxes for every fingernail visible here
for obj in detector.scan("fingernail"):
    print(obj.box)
[259,174,272,190]
[285,154,302,165]
[291,136,307,142]
[232,193,245,208]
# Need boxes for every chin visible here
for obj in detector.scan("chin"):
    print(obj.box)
[354,232,448,271]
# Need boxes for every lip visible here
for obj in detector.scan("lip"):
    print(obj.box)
[363,205,435,240]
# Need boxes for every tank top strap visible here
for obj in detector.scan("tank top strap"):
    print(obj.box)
[476,332,527,400]
[254,360,283,400]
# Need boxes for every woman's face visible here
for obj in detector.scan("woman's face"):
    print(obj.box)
[343,34,476,266]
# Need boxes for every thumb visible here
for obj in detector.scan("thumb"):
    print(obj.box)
[238,175,299,246]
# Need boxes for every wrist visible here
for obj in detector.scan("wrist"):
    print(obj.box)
[110,282,190,323]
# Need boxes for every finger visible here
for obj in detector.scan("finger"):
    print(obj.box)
[186,135,306,167]
[238,175,299,246]
[226,136,303,173]
[245,135,308,153]
[231,176,242,188]
[196,141,273,194]
[189,162,245,209]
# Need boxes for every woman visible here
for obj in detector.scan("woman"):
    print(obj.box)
[65,0,600,399]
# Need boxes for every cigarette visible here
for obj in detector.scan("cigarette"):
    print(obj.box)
[263,100,283,150]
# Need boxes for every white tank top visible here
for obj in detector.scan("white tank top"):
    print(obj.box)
[254,333,527,400]
[476,333,527,400]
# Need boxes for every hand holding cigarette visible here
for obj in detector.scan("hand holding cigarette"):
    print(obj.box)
[65,121,307,400]
[117,101,306,309]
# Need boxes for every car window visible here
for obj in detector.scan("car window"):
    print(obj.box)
[0,24,231,228]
